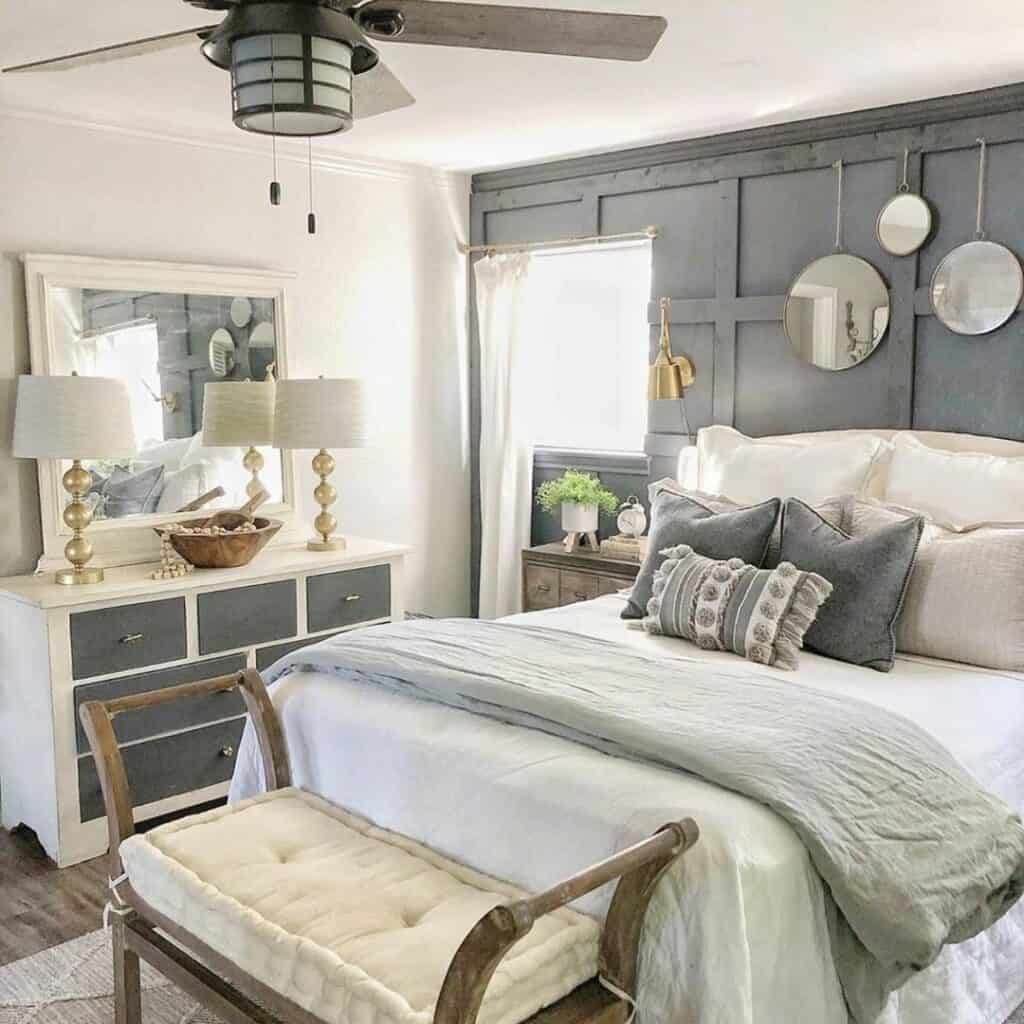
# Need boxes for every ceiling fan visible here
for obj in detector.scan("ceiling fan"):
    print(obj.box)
[2,0,668,137]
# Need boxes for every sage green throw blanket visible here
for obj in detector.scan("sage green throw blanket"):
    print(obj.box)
[267,619,1024,1022]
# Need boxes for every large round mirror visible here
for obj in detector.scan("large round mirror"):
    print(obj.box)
[784,254,890,371]
[930,240,1023,336]
[876,193,932,256]
[208,327,236,377]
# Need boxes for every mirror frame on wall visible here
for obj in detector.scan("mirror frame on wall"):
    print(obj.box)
[22,253,299,573]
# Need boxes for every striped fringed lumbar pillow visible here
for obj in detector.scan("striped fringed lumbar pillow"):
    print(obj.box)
[643,544,833,670]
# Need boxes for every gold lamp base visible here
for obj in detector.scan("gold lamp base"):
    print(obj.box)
[56,459,104,587]
[307,449,347,552]
[55,566,105,586]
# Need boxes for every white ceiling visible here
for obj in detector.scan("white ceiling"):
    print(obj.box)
[3,0,1024,173]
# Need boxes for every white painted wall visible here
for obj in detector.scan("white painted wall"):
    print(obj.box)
[0,111,471,617]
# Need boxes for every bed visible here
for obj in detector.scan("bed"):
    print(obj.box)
[231,429,1024,1024]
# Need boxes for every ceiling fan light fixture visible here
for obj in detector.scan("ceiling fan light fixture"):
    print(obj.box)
[231,32,353,135]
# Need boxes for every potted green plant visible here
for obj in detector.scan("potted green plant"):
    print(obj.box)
[536,469,619,544]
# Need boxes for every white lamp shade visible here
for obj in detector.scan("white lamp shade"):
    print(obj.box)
[273,378,367,450]
[13,375,137,459]
[203,380,275,447]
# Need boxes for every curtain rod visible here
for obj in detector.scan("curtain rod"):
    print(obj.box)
[459,225,658,256]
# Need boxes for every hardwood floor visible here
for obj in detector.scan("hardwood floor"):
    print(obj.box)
[0,825,107,966]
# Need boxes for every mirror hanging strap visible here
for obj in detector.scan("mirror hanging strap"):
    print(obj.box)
[975,137,988,241]
[898,147,911,193]
[833,159,844,252]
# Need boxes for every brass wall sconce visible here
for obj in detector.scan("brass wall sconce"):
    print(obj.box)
[648,297,695,399]
[142,379,179,412]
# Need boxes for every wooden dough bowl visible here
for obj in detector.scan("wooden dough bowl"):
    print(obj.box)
[158,517,282,569]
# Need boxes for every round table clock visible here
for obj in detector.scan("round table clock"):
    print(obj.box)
[617,496,647,540]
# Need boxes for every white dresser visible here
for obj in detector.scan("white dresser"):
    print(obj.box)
[0,539,408,867]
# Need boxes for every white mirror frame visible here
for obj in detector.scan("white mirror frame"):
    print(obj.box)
[22,253,300,573]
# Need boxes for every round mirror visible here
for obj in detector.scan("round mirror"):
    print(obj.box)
[930,240,1023,336]
[230,296,253,328]
[208,327,236,377]
[784,254,890,371]
[876,193,932,257]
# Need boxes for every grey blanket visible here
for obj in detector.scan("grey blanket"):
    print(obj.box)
[266,618,1024,1022]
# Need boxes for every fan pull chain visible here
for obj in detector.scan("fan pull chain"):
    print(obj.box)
[307,138,317,235]
[833,159,844,252]
[269,35,281,207]
[899,147,910,193]
[975,137,987,240]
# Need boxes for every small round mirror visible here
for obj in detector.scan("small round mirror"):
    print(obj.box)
[208,328,236,378]
[230,296,253,328]
[784,254,890,371]
[930,240,1023,336]
[876,193,932,256]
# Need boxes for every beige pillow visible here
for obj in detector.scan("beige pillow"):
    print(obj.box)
[696,426,887,505]
[845,499,1024,671]
[885,434,1024,526]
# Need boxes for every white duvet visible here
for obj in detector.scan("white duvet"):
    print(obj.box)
[230,595,1024,1024]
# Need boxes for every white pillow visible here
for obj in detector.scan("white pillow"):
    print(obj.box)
[886,434,1024,526]
[136,435,193,472]
[156,461,209,514]
[696,426,887,505]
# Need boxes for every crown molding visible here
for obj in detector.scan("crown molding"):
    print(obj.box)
[472,80,1024,193]
[0,103,465,192]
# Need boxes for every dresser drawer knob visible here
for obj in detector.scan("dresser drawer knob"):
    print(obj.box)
[535,583,551,593]
[344,594,361,602]
[119,633,144,646]
[574,591,588,600]
[220,746,235,759]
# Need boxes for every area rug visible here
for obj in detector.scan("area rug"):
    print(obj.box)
[2,929,1024,1024]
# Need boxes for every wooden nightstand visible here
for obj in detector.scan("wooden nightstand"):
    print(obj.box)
[521,543,641,612]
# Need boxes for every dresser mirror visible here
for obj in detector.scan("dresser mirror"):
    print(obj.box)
[22,254,298,571]
[783,254,890,370]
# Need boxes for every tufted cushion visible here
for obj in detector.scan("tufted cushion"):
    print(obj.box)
[121,788,600,1024]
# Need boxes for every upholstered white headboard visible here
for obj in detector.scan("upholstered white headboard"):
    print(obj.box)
[677,429,1024,491]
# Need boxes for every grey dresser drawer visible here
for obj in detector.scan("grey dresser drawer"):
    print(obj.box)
[307,565,390,632]
[198,581,297,655]
[73,653,246,754]
[78,717,246,823]
[255,632,342,671]
[71,598,186,680]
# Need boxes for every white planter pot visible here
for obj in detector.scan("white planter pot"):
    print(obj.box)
[561,502,599,533]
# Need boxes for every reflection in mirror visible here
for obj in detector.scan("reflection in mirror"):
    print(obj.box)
[876,193,932,257]
[49,286,283,520]
[784,254,890,371]
[930,240,1023,336]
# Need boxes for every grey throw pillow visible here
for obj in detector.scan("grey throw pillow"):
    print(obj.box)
[779,498,924,672]
[622,490,781,619]
[96,465,166,519]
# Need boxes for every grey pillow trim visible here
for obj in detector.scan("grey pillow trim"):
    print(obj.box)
[781,498,924,672]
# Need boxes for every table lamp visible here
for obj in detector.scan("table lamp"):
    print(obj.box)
[13,374,137,585]
[273,378,367,551]
[202,378,276,498]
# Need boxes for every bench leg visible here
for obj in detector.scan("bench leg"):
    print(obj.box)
[113,917,142,1024]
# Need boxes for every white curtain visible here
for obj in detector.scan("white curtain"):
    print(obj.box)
[474,252,533,620]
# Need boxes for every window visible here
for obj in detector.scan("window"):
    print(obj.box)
[517,241,652,452]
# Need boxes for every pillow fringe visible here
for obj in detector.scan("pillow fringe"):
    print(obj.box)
[773,573,833,670]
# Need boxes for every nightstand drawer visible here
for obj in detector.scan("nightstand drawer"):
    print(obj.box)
[307,565,390,632]
[73,654,246,754]
[598,575,631,597]
[71,598,186,680]
[560,570,599,606]
[198,581,297,655]
[524,565,559,611]
[77,717,246,823]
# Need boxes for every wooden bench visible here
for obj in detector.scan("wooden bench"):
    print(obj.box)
[80,668,699,1024]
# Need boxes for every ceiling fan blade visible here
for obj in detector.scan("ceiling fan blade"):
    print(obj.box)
[353,61,416,119]
[2,26,218,73]
[355,1,667,61]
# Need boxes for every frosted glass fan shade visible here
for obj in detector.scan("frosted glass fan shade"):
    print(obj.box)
[13,375,137,459]
[231,34,354,136]
[273,379,367,450]
[203,381,276,447]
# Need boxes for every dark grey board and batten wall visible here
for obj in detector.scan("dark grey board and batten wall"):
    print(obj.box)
[468,83,1024,610]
